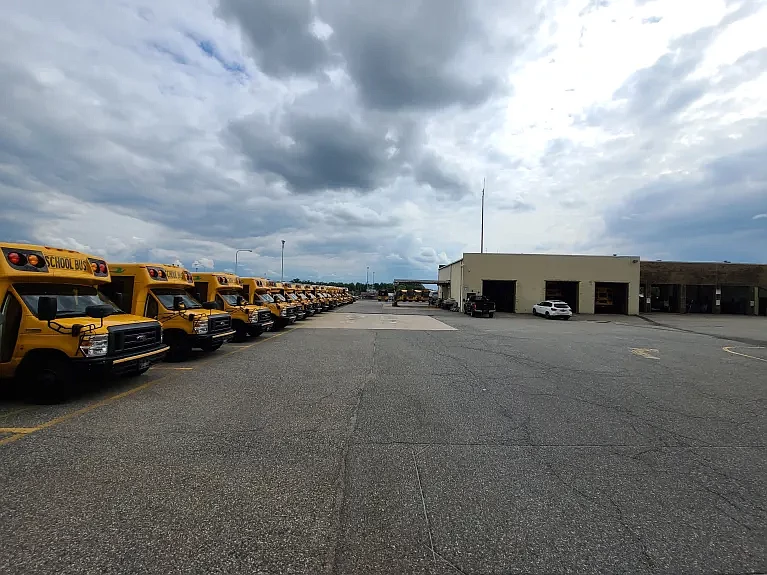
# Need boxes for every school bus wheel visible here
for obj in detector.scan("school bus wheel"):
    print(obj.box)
[163,330,192,362]
[232,321,248,343]
[18,350,73,404]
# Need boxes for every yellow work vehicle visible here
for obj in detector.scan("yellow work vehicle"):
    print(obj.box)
[104,263,236,361]
[0,243,168,400]
[377,289,388,302]
[240,277,297,329]
[191,273,274,342]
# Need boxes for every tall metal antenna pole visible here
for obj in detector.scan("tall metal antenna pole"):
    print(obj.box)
[480,178,485,253]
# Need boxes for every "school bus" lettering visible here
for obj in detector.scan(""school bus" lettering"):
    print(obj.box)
[44,255,90,272]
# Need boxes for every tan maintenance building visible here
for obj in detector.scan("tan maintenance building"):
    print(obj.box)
[438,253,641,315]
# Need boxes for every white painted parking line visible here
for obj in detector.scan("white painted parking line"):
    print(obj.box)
[631,348,660,360]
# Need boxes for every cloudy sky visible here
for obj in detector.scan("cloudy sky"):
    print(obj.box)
[1,0,765,281]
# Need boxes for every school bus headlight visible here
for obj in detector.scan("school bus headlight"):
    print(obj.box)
[248,312,259,323]
[194,322,209,335]
[80,334,109,357]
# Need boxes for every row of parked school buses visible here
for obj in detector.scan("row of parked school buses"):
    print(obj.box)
[0,242,353,401]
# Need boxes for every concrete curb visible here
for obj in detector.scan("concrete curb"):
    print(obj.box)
[637,314,767,347]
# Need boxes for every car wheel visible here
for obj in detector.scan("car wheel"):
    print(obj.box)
[563,316,570,320]
[532,309,537,316]
[545,311,551,319]
[489,313,494,318]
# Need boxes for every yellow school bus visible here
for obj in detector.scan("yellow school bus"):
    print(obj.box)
[103,263,237,361]
[272,282,307,320]
[0,243,168,400]
[190,272,274,342]
[240,277,297,329]
[293,284,318,316]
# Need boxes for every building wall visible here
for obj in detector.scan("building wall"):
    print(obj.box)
[640,261,767,286]
[462,253,641,314]
[639,261,767,315]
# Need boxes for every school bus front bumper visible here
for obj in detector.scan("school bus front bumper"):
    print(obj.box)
[73,345,169,376]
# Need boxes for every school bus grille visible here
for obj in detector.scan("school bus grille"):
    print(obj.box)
[209,315,231,334]
[109,324,161,355]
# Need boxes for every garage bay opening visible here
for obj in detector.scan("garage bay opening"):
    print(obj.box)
[594,282,629,314]
[482,280,516,312]
[545,281,579,313]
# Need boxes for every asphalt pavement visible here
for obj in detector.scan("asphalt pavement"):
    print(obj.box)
[1,301,765,574]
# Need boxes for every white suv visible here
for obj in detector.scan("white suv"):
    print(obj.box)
[533,300,572,319]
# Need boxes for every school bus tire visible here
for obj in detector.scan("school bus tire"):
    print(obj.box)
[232,321,248,343]
[18,350,73,404]
[164,330,192,362]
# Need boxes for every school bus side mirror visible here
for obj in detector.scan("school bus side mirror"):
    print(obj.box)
[173,295,184,311]
[236,295,244,305]
[201,301,217,310]
[38,296,58,321]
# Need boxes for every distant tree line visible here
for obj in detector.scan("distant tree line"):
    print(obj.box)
[291,279,426,293]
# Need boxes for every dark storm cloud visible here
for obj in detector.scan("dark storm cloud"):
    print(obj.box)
[228,111,396,194]
[413,153,467,200]
[317,0,508,110]
[222,0,524,111]
[216,0,331,77]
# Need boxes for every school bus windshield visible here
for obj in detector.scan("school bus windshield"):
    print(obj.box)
[218,289,246,305]
[150,288,202,310]
[14,283,120,319]
[273,294,287,302]
[256,292,275,303]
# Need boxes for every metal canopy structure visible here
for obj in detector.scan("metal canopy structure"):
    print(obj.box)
[393,279,449,286]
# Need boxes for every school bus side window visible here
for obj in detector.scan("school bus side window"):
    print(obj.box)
[144,294,159,319]
[1,292,23,363]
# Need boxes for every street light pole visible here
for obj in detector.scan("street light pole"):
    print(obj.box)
[281,240,285,282]
[235,249,252,276]
[366,266,369,291]
[372,271,375,287]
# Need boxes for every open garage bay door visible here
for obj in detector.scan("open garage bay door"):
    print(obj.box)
[594,282,629,314]
[545,281,579,313]
[720,285,751,315]
[685,285,715,313]
[482,280,516,312]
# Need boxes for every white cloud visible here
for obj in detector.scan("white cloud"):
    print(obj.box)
[753,213,767,220]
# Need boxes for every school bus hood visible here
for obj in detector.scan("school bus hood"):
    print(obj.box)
[47,313,158,331]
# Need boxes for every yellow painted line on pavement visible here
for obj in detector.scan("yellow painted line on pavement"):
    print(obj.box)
[0,330,291,447]
[0,427,39,434]
[723,346,767,363]
[631,348,660,360]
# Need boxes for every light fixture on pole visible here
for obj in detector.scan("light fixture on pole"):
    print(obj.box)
[234,249,252,276]
[281,240,285,282]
